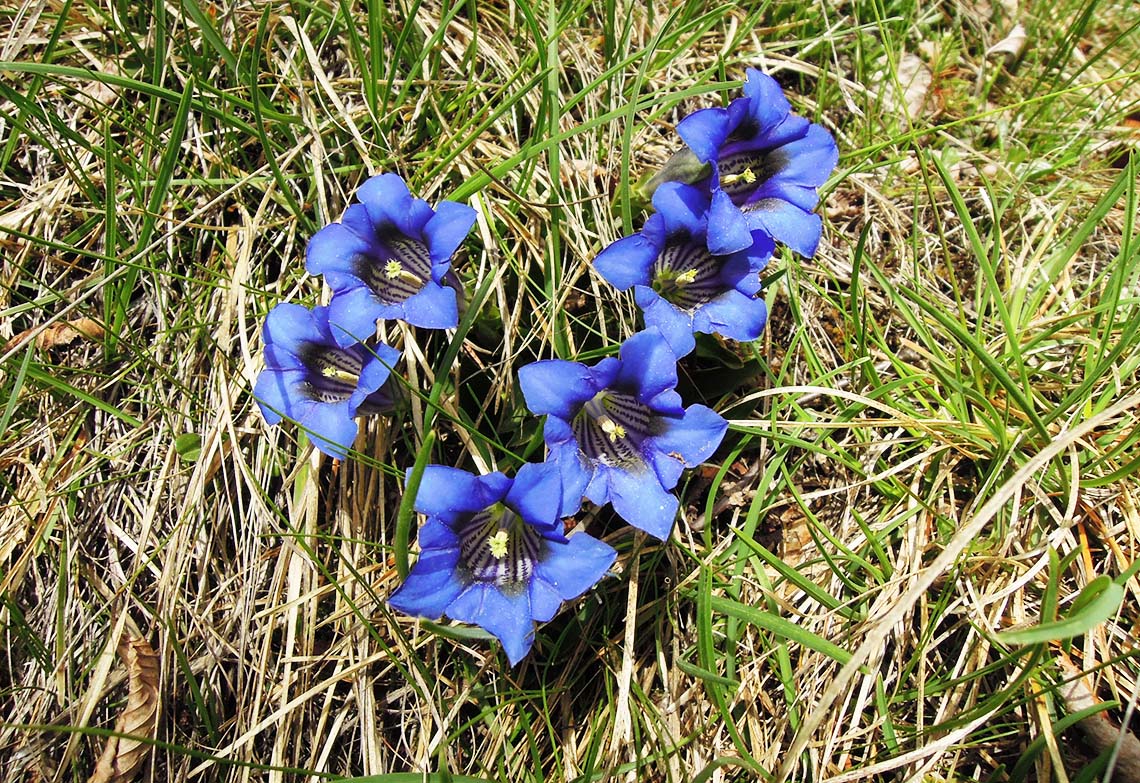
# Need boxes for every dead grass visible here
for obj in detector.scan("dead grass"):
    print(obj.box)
[2,0,1140,782]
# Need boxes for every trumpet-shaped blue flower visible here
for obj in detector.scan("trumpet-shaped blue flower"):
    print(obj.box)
[518,329,728,540]
[254,303,400,459]
[593,182,774,358]
[306,173,476,345]
[676,69,838,258]
[389,462,616,665]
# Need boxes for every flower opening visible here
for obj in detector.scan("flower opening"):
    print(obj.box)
[457,505,543,589]
[592,183,774,358]
[306,173,476,343]
[675,69,838,257]
[518,328,728,539]
[255,303,400,459]
[388,463,616,666]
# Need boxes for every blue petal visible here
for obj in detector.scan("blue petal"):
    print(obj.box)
[506,461,564,530]
[613,330,680,408]
[262,343,306,372]
[636,287,696,359]
[400,281,459,329]
[650,403,727,470]
[306,222,372,280]
[543,415,576,447]
[519,359,598,420]
[693,290,768,343]
[742,69,792,134]
[446,583,535,666]
[254,367,310,425]
[412,466,508,518]
[528,576,563,623]
[550,440,592,518]
[767,124,839,188]
[351,343,400,408]
[706,189,754,254]
[534,532,616,600]
[417,517,460,551]
[388,545,464,619]
[297,401,359,459]
[262,303,325,362]
[677,106,733,163]
[356,173,435,238]
[326,285,384,347]
[752,180,824,213]
[646,443,686,492]
[423,200,477,263]
[592,233,658,291]
[716,251,758,291]
[651,182,710,238]
[608,467,679,539]
[340,203,378,245]
[756,113,811,150]
[583,463,613,507]
[744,200,823,257]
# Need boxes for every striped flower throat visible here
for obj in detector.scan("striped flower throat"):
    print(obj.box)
[651,239,727,311]
[300,344,365,403]
[572,391,655,468]
[458,505,544,590]
[717,145,788,206]
[357,231,433,305]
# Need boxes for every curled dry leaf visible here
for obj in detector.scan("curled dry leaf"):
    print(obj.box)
[890,53,933,118]
[3,317,104,353]
[1057,655,1140,783]
[986,23,1029,65]
[87,635,161,783]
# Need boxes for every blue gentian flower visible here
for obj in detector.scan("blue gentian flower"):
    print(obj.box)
[389,462,616,666]
[518,329,728,540]
[305,173,477,344]
[592,182,774,358]
[676,69,838,258]
[254,303,401,459]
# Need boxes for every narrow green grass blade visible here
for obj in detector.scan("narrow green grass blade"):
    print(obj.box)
[395,430,436,580]
[709,596,853,666]
[998,577,1124,646]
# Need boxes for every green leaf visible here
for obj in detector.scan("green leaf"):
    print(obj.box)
[709,596,853,665]
[998,576,1124,646]
[174,432,201,462]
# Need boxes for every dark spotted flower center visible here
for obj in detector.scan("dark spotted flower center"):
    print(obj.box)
[458,505,543,589]
[572,391,654,468]
[357,231,433,305]
[300,344,363,403]
[651,240,726,310]
[717,146,789,206]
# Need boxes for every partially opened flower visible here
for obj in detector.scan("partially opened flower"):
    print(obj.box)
[518,329,728,539]
[254,303,400,459]
[389,462,616,665]
[306,173,476,344]
[676,68,838,257]
[593,182,774,358]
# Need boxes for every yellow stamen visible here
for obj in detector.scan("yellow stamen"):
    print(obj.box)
[674,268,698,285]
[600,417,626,442]
[722,167,757,187]
[488,530,509,558]
[320,366,359,385]
[383,260,426,288]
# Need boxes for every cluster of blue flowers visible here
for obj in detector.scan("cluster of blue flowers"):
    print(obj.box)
[255,69,837,665]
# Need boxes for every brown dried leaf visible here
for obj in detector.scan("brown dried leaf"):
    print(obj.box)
[986,23,1029,65]
[1058,655,1140,783]
[888,53,933,118]
[3,317,104,353]
[87,636,160,783]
